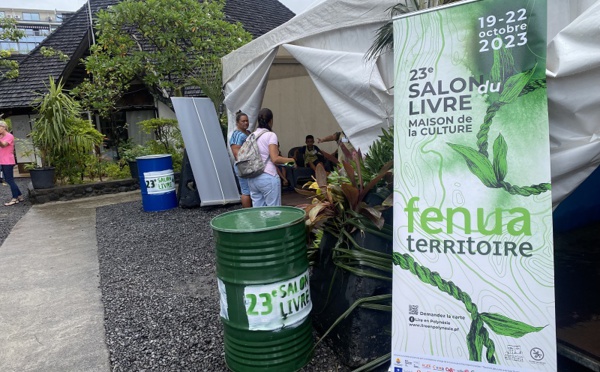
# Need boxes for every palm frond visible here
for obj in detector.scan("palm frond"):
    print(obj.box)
[367,0,464,60]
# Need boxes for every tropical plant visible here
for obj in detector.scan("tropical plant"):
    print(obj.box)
[30,78,104,183]
[73,0,252,116]
[298,135,394,370]
[366,0,462,60]
[300,144,393,232]
[362,126,394,183]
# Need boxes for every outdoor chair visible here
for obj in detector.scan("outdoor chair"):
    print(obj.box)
[287,146,315,188]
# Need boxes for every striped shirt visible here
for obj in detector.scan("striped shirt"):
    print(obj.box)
[230,129,248,147]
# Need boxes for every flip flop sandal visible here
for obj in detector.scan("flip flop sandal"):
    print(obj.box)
[17,196,25,202]
[4,199,19,206]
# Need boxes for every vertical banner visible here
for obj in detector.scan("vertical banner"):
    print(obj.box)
[392,1,555,371]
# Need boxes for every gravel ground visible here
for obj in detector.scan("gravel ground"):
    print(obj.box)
[96,200,351,372]
[0,177,32,246]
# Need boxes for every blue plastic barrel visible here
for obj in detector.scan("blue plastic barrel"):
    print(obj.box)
[136,154,178,212]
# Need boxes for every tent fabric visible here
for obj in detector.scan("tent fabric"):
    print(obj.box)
[222,0,398,82]
[222,0,398,153]
[223,0,600,206]
[223,49,277,130]
[282,44,392,153]
[547,0,600,205]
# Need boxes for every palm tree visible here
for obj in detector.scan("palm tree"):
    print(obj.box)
[366,0,463,60]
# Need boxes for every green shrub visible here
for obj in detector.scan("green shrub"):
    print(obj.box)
[104,161,132,180]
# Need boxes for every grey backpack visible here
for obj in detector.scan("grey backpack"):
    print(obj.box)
[235,130,269,178]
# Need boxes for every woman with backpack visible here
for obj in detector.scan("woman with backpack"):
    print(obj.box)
[248,108,295,207]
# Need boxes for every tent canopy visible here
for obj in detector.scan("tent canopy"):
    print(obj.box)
[222,0,397,155]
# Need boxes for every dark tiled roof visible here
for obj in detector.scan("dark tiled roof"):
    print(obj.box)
[0,0,116,111]
[225,0,294,38]
[0,0,294,112]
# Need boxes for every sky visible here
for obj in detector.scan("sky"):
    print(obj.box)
[1,0,319,14]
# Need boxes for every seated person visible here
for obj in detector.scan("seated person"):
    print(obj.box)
[294,135,326,171]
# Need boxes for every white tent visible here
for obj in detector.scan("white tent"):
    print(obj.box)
[223,0,600,206]
[222,0,397,155]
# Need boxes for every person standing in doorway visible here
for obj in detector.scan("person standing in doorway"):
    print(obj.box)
[230,110,252,208]
[0,120,24,206]
[248,108,295,207]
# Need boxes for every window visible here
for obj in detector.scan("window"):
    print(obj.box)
[22,13,41,21]
[0,12,5,18]
[18,42,30,53]
[56,14,63,22]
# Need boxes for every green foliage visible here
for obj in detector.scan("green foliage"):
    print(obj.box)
[298,135,395,370]
[480,313,545,338]
[447,143,498,188]
[30,78,104,183]
[138,118,182,153]
[299,137,394,233]
[0,18,25,79]
[103,161,132,180]
[119,142,152,162]
[39,47,69,62]
[117,118,183,172]
[362,126,394,183]
[74,0,252,116]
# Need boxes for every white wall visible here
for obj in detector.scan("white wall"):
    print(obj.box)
[262,62,340,157]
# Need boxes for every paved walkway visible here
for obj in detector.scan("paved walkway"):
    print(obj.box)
[0,192,140,372]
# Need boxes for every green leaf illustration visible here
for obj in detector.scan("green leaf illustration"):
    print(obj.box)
[492,134,508,182]
[467,321,484,362]
[481,313,545,338]
[499,65,536,104]
[491,46,516,83]
[448,143,498,188]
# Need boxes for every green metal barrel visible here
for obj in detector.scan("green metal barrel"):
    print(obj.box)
[210,207,313,372]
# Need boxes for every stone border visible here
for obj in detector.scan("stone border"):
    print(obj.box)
[28,179,140,205]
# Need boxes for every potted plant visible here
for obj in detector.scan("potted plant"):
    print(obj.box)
[28,78,103,188]
[298,128,394,370]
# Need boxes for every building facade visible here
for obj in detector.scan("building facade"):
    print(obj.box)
[0,7,74,54]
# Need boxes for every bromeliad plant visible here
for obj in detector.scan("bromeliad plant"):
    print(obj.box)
[299,144,393,245]
[298,132,394,371]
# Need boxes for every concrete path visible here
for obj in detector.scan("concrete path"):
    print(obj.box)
[0,192,141,372]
